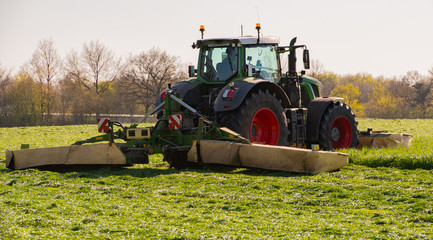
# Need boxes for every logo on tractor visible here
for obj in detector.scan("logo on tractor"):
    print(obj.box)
[97,118,110,133]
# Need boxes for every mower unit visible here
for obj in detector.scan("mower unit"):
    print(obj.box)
[358,129,412,148]
[6,143,126,170]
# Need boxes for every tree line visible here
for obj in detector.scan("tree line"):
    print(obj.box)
[310,59,433,119]
[1,39,432,127]
[0,39,186,127]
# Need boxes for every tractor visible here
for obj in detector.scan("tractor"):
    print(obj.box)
[5,24,356,173]
[156,24,358,151]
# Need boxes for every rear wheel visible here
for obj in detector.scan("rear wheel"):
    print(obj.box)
[217,90,288,145]
[318,101,358,150]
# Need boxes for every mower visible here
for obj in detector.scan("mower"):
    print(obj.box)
[6,24,356,173]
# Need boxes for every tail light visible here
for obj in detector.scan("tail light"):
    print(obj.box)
[223,88,236,98]
[160,90,168,101]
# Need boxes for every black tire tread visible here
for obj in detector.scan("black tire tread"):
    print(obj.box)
[216,89,289,145]
[318,101,359,150]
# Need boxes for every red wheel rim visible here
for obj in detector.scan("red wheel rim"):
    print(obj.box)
[331,116,353,149]
[250,108,279,145]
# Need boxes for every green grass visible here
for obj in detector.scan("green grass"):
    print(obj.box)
[0,120,433,239]
[344,119,433,170]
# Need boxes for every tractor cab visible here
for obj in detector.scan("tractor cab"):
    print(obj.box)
[188,32,320,108]
[191,36,282,83]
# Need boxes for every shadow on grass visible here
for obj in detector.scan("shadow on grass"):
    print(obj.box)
[198,163,309,177]
[37,165,177,179]
[0,157,310,178]
[58,164,310,178]
[23,162,309,179]
[231,167,310,177]
[0,168,11,174]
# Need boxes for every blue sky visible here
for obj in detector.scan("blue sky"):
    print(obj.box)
[1,0,432,77]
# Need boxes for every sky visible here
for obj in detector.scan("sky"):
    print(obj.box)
[1,0,433,78]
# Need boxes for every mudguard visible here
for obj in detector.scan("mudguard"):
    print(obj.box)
[301,76,322,98]
[214,78,290,112]
[306,97,339,143]
[155,80,200,107]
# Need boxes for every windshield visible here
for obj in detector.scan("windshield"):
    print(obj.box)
[245,45,279,82]
[200,46,238,82]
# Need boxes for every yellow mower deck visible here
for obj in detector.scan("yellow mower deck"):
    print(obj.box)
[188,140,348,174]
[358,131,412,149]
[6,140,348,173]
[5,143,126,170]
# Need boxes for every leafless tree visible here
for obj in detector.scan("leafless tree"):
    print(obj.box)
[309,58,325,78]
[121,47,186,111]
[26,39,62,123]
[401,70,424,86]
[29,39,62,87]
[65,40,123,95]
[318,71,339,97]
[0,64,12,124]
[429,66,433,77]
[406,71,433,118]
[0,64,11,88]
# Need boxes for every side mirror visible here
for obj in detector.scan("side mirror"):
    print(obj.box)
[303,49,310,69]
[188,65,196,77]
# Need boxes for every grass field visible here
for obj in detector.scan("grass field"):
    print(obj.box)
[0,119,432,239]
[348,119,433,170]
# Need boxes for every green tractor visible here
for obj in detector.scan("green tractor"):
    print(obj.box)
[156,24,358,150]
[6,24,355,173]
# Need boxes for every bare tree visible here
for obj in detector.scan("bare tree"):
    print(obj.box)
[66,40,122,95]
[0,64,12,125]
[401,70,424,86]
[318,71,339,97]
[395,70,433,118]
[26,39,62,123]
[121,47,186,111]
[411,77,433,118]
[0,63,11,88]
[29,39,62,87]
[309,58,325,78]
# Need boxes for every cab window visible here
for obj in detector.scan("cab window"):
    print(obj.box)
[200,47,238,82]
[245,45,279,82]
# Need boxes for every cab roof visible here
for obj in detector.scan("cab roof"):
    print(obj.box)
[196,36,280,48]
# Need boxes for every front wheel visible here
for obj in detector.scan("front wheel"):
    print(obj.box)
[217,90,289,145]
[318,101,359,150]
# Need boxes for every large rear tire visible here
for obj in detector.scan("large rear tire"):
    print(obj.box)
[217,90,289,145]
[318,101,358,150]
